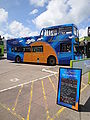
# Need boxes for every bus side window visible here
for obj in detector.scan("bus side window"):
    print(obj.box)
[32,46,43,52]
[17,47,23,52]
[11,47,14,52]
[25,46,31,52]
[23,47,26,52]
[60,43,71,52]
[14,47,25,52]
[15,47,17,52]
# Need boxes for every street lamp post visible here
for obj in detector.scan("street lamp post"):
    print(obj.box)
[84,39,87,58]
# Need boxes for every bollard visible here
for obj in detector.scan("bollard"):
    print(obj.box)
[88,72,90,85]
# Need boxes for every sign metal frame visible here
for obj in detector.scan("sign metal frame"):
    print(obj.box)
[57,67,82,111]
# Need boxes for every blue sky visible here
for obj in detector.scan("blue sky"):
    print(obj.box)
[0,0,90,39]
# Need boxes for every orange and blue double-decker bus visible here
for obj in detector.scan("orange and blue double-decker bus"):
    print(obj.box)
[7,24,82,65]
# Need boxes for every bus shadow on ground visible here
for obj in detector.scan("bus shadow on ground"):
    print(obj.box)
[9,61,70,66]
[79,97,90,112]
[9,61,52,66]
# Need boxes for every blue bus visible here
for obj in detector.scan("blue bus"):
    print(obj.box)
[7,24,82,65]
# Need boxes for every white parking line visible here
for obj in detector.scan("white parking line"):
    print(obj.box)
[42,68,58,74]
[10,78,20,82]
[0,73,55,93]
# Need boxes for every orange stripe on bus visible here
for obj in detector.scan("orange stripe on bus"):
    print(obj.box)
[24,41,58,64]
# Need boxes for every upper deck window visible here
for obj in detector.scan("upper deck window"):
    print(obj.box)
[73,27,79,36]
[88,27,90,36]
[44,29,58,36]
[58,26,72,35]
[40,30,44,36]
[43,26,73,37]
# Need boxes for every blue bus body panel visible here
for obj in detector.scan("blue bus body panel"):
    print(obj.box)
[58,52,72,64]
[7,49,24,62]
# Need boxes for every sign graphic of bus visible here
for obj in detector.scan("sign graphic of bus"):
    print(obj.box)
[7,24,82,65]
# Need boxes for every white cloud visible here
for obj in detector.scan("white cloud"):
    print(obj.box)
[9,20,31,37]
[29,0,48,7]
[0,8,8,23]
[0,8,39,39]
[29,31,39,36]
[0,31,4,36]
[4,33,14,40]
[33,0,90,28]
[79,27,88,38]
[67,0,90,24]
[29,9,38,15]
[9,20,39,38]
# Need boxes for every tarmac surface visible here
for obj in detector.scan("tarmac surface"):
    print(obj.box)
[0,56,90,120]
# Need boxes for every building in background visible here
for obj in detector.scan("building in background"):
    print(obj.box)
[79,27,90,58]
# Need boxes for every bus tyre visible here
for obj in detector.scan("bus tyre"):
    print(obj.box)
[15,56,21,63]
[47,56,56,66]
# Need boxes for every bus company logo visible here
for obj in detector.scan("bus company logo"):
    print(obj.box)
[26,39,35,44]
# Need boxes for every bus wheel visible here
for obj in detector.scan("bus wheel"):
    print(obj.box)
[15,56,21,63]
[47,56,56,66]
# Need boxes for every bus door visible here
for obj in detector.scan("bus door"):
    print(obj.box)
[59,43,72,64]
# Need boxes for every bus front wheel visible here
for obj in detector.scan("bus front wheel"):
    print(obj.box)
[47,56,56,66]
[15,56,21,63]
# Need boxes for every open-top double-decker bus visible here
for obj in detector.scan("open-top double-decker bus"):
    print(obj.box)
[7,24,82,65]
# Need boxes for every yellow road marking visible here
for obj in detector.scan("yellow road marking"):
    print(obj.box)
[12,85,23,111]
[48,76,65,119]
[80,84,88,93]
[27,81,34,120]
[41,80,53,120]
[82,82,86,86]
[53,107,65,119]
[48,76,57,96]
[0,102,25,120]
[54,74,58,80]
